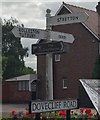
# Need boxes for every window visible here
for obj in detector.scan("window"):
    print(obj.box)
[55,54,60,61]
[63,79,68,89]
[18,81,29,91]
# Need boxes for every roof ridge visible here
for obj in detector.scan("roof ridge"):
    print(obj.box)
[63,2,96,13]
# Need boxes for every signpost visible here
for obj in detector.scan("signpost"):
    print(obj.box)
[12,27,46,39]
[48,12,89,26]
[30,99,78,113]
[50,31,74,43]
[12,26,74,43]
[32,41,66,55]
[12,8,89,120]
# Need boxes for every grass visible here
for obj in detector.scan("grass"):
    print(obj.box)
[1,112,11,119]
[0,116,2,120]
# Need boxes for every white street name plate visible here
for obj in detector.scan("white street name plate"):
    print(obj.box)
[31,99,78,113]
[12,27,75,43]
[50,31,74,43]
[49,12,89,26]
[12,27,46,39]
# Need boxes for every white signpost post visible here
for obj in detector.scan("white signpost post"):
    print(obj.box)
[45,10,88,102]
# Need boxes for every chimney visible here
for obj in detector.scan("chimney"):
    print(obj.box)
[96,2,100,37]
[96,2,100,14]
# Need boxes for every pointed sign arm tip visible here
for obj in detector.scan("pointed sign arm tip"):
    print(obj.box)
[84,12,89,19]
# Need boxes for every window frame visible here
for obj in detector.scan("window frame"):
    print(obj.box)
[63,79,68,89]
[55,54,60,61]
[18,80,29,91]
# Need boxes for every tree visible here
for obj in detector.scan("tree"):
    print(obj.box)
[0,55,2,81]
[2,18,35,80]
[2,56,8,75]
[92,55,100,79]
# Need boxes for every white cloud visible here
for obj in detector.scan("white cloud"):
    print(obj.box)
[24,55,37,70]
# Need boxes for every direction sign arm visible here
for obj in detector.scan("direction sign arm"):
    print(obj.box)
[49,12,89,26]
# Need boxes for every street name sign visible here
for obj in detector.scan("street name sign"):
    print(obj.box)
[50,31,74,43]
[12,27,75,43]
[12,27,46,39]
[30,99,78,113]
[48,12,89,26]
[0,17,2,24]
[32,41,66,55]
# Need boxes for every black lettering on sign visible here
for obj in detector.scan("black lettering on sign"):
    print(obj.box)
[57,17,61,22]
[73,100,77,107]
[70,101,73,107]
[45,102,48,110]
[58,35,66,39]
[48,102,52,109]
[57,16,79,23]
[67,101,70,108]
[19,32,21,36]
[67,17,70,20]
[32,103,37,111]
[64,17,67,21]
[20,28,24,32]
[70,17,73,20]
[37,103,41,110]
[41,102,45,110]
[63,101,66,108]
[56,101,61,109]
[63,101,70,108]
[19,28,21,32]
[19,28,40,34]
[21,33,25,37]
[62,17,65,21]
[54,101,58,109]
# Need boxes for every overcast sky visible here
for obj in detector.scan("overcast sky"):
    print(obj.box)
[1,0,99,70]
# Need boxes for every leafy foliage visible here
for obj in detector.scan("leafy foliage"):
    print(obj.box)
[0,55,2,80]
[2,18,35,80]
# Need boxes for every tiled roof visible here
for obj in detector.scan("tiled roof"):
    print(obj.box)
[59,2,99,39]
[5,74,37,81]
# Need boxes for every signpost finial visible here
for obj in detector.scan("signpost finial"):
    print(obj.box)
[46,9,51,14]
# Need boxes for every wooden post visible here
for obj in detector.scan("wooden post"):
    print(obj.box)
[31,81,40,120]
[66,110,70,120]
[35,113,40,120]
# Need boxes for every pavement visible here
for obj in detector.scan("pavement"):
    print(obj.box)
[1,103,29,116]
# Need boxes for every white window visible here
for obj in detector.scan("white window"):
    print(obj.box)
[55,54,60,61]
[63,79,68,89]
[18,81,29,91]
[18,81,22,90]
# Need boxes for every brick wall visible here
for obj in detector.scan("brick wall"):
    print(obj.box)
[37,23,99,100]
[2,81,31,103]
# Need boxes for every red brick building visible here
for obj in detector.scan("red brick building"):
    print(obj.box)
[37,2,100,101]
[2,74,37,103]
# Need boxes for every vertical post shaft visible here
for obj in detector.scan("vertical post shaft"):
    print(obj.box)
[46,9,53,100]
